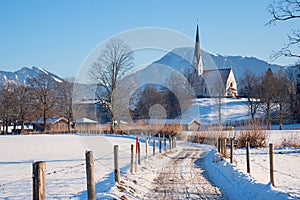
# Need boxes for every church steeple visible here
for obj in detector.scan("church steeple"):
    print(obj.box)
[193,23,203,75]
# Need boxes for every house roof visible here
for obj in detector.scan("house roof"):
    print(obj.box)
[34,117,68,125]
[188,119,201,125]
[76,118,98,124]
[202,68,232,87]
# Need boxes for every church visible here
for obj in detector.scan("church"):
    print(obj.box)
[190,24,238,98]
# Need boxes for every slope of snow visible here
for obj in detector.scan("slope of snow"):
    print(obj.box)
[204,149,292,200]
[36,66,48,75]
[228,147,300,198]
[52,76,63,83]
[181,98,256,125]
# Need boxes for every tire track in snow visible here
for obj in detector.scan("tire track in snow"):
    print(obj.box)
[144,147,225,199]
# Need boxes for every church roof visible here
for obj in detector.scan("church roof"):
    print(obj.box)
[203,68,232,86]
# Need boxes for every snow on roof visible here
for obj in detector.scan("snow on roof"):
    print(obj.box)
[203,68,231,87]
[76,118,98,124]
[34,117,68,124]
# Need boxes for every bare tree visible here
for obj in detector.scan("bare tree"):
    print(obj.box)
[0,83,16,134]
[112,75,139,128]
[60,80,74,132]
[273,70,290,129]
[214,78,225,125]
[239,70,262,121]
[0,83,38,134]
[89,39,134,133]
[285,65,300,122]
[28,73,62,133]
[257,68,278,130]
[268,0,300,59]
[187,68,203,97]
[166,71,194,113]
[15,84,37,133]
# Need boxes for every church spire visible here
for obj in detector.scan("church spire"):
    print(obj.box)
[193,23,203,75]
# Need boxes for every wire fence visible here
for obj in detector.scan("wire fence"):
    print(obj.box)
[0,135,176,199]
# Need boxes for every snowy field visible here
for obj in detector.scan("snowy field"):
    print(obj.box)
[227,147,300,198]
[0,134,144,199]
[181,98,254,124]
[0,133,299,199]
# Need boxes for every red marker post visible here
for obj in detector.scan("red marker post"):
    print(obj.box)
[136,136,138,154]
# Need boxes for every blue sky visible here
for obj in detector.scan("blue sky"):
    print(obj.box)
[0,0,298,78]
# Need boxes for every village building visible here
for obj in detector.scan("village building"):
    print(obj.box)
[191,24,238,98]
[34,117,69,133]
[74,117,102,133]
[136,118,201,132]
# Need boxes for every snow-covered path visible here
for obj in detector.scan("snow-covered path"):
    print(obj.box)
[111,145,225,199]
[144,147,224,199]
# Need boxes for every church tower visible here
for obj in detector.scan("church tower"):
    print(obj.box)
[193,24,204,76]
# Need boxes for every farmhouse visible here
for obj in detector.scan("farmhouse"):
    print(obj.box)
[34,117,69,133]
[74,117,102,133]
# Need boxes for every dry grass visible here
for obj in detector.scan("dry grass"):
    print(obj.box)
[236,120,269,148]
[281,139,300,148]
[187,132,207,144]
[187,131,224,145]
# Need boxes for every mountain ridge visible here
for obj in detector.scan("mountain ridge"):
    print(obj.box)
[0,49,289,87]
[0,66,64,85]
[153,47,284,86]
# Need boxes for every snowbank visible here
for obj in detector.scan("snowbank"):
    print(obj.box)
[204,149,292,200]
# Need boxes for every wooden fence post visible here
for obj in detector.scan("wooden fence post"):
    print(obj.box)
[153,140,156,156]
[130,144,134,174]
[174,137,176,148]
[164,138,167,152]
[230,138,234,164]
[138,142,141,165]
[217,138,221,153]
[33,161,46,200]
[159,140,162,153]
[223,138,227,157]
[114,145,120,184]
[246,141,251,174]
[85,151,96,200]
[269,143,275,186]
[146,137,148,160]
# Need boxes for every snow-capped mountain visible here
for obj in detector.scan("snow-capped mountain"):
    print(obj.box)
[0,66,64,85]
[123,47,285,97]
[0,48,287,88]
[153,47,284,86]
